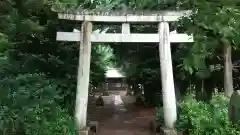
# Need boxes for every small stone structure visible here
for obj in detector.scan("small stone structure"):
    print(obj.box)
[88,121,100,135]
[160,127,183,135]
[150,119,161,133]
[77,127,91,135]
[104,68,128,92]
[94,68,128,96]
[228,90,240,123]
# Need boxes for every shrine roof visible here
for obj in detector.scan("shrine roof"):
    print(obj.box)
[105,68,125,78]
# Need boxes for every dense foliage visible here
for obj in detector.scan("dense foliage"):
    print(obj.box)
[0,0,115,134]
[0,73,75,134]
[156,93,240,135]
[1,0,240,134]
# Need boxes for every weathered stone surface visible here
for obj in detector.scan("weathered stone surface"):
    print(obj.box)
[102,95,115,105]
[160,127,183,135]
[102,91,109,96]
[88,121,100,135]
[94,92,102,97]
[77,127,91,135]
[160,128,177,135]
[229,90,240,123]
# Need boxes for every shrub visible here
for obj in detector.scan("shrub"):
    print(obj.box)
[156,106,164,124]
[0,73,75,135]
[156,93,240,135]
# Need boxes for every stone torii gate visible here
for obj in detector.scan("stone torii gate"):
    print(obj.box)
[56,10,193,133]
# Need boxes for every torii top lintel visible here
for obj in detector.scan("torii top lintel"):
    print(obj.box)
[57,10,191,22]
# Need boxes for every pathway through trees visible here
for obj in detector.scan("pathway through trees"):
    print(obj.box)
[88,95,155,135]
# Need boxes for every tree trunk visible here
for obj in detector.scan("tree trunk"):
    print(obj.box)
[224,44,233,97]
[75,21,92,130]
[158,22,177,129]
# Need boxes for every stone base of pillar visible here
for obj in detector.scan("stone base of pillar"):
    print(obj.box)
[88,121,100,134]
[77,127,91,135]
[160,127,183,135]
[149,119,161,133]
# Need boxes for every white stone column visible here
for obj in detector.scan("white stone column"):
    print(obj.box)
[158,22,177,129]
[224,44,233,97]
[75,21,92,130]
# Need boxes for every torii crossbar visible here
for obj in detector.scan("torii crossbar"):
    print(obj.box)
[56,10,194,133]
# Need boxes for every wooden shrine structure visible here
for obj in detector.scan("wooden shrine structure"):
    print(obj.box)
[93,68,127,96]
[56,9,194,133]
[104,68,127,92]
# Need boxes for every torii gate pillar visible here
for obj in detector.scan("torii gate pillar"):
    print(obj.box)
[75,21,92,130]
[159,22,177,129]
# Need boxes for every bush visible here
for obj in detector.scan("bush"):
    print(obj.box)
[156,106,164,123]
[0,73,75,135]
[156,93,240,135]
